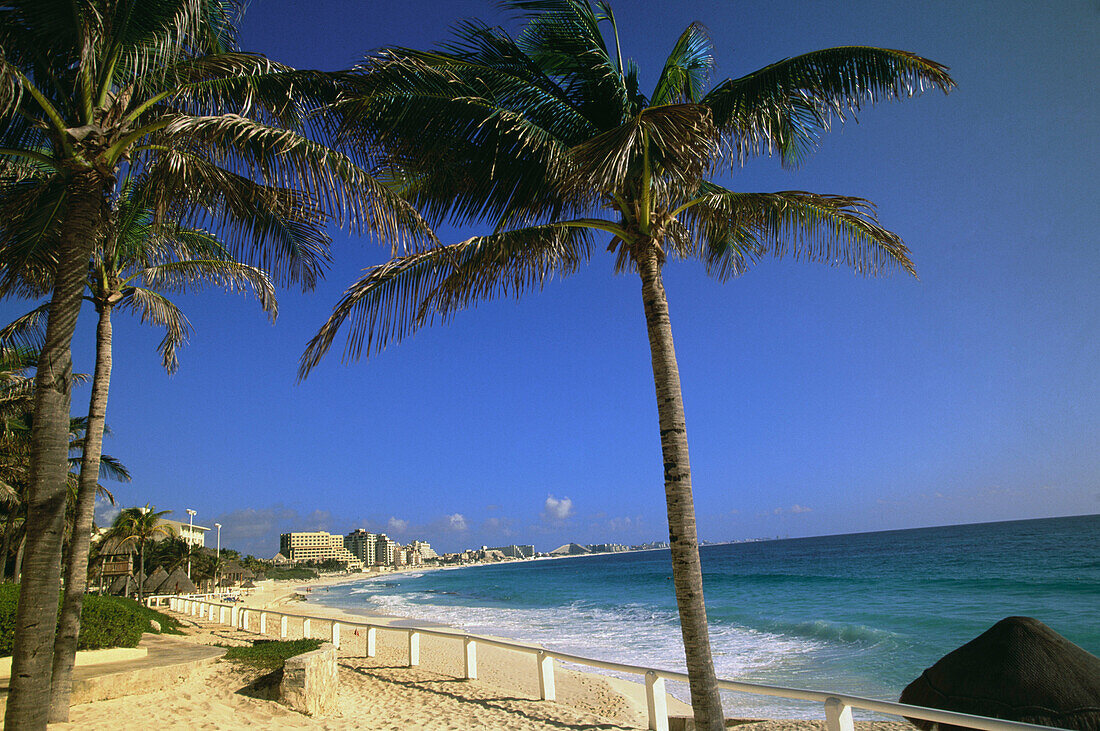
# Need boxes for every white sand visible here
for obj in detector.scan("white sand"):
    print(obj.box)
[49,573,912,730]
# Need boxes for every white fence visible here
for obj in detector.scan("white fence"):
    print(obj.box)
[151,594,1069,731]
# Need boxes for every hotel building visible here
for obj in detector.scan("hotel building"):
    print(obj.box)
[344,529,378,566]
[279,531,364,570]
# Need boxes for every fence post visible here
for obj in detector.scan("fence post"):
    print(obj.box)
[241,609,249,631]
[645,671,669,731]
[366,626,376,657]
[332,621,341,649]
[537,650,556,701]
[464,637,478,680]
[231,605,239,628]
[408,630,420,666]
[280,615,288,639]
[303,618,311,638]
[260,612,267,635]
[825,697,855,731]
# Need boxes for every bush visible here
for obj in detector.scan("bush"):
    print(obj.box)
[223,639,323,670]
[264,567,318,581]
[0,584,181,656]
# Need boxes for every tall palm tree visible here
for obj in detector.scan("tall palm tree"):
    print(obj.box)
[104,504,173,602]
[4,177,287,717]
[0,2,427,725]
[301,2,954,727]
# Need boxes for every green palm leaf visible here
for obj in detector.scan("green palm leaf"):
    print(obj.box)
[300,223,594,377]
[703,46,955,167]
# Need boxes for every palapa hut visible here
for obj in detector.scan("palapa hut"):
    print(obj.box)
[107,574,131,596]
[219,560,253,586]
[152,566,196,595]
[900,616,1100,731]
[144,566,168,593]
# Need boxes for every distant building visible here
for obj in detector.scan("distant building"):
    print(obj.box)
[587,543,628,553]
[409,540,437,559]
[344,529,378,566]
[487,544,535,559]
[159,517,209,548]
[549,543,591,556]
[272,552,289,564]
[375,534,398,566]
[279,531,364,570]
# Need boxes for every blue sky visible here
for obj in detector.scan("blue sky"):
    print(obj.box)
[7,1,1097,557]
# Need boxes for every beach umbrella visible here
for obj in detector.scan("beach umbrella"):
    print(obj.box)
[900,616,1100,731]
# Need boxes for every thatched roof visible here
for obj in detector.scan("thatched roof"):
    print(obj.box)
[900,616,1100,731]
[145,567,168,591]
[107,574,130,596]
[98,537,135,556]
[152,567,196,595]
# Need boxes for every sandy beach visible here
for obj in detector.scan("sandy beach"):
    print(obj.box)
[50,572,912,730]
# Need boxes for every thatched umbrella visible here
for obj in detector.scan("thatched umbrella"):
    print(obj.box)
[154,566,196,595]
[900,616,1100,731]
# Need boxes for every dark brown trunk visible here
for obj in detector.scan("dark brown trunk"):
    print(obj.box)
[49,304,113,722]
[637,248,725,731]
[13,530,25,580]
[1,510,15,581]
[5,172,103,730]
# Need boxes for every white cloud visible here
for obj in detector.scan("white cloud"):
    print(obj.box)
[541,494,574,523]
[387,517,409,534]
[446,513,468,532]
[95,496,121,527]
[481,516,514,536]
[790,504,812,514]
[606,515,642,532]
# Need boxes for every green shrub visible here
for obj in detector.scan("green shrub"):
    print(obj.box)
[264,567,318,581]
[0,584,182,656]
[223,639,323,670]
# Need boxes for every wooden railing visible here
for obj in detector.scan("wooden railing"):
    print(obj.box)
[153,595,1070,731]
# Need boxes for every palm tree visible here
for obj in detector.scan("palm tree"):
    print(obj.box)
[104,505,173,602]
[0,2,427,725]
[301,2,954,727]
[4,177,286,717]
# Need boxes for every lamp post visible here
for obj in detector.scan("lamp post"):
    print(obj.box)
[185,508,196,580]
[214,522,222,588]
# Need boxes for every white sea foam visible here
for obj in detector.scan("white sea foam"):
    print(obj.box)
[338,586,826,718]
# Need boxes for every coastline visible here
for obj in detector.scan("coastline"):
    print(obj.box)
[239,568,694,725]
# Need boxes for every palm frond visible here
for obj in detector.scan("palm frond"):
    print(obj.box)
[151,114,434,250]
[130,259,277,321]
[678,187,915,279]
[300,223,594,378]
[116,287,192,373]
[568,103,716,196]
[0,303,49,353]
[703,46,954,167]
[651,23,714,106]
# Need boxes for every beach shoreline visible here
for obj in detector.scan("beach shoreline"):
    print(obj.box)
[232,568,694,725]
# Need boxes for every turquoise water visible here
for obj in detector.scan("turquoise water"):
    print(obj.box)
[311,515,1100,718]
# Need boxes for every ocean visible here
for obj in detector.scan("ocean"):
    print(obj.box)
[308,514,1100,718]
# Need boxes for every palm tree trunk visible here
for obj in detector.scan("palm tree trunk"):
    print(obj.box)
[49,304,114,722]
[13,531,25,580]
[138,539,145,602]
[1,510,15,581]
[637,248,725,731]
[5,173,104,730]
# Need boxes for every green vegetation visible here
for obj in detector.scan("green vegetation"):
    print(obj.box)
[264,567,319,581]
[223,639,323,671]
[0,584,179,656]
